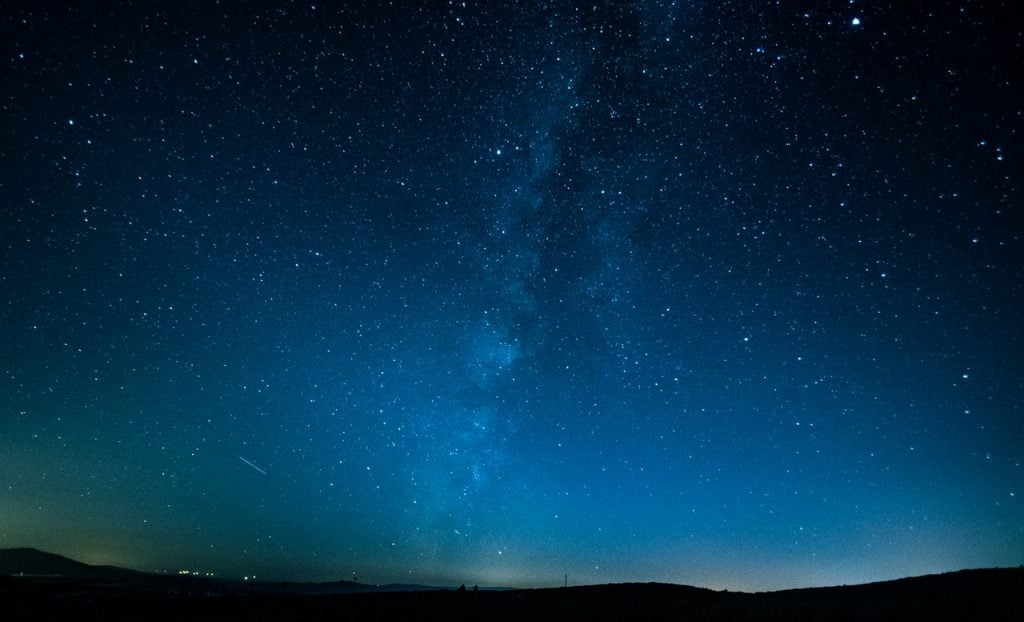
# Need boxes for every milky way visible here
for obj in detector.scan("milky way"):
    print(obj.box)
[1,1,1021,590]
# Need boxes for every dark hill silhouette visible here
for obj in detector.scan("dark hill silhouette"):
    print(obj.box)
[1,548,1021,621]
[0,548,435,594]
[0,547,145,581]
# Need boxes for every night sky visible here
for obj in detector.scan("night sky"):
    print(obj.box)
[1,1,1022,591]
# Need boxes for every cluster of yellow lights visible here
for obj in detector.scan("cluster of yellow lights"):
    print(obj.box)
[176,570,216,577]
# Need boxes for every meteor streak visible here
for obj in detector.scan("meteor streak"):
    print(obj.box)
[238,456,267,475]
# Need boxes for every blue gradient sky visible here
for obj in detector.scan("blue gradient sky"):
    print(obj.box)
[1,1,1021,591]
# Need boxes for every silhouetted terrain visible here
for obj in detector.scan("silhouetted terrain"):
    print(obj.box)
[0,548,435,594]
[0,547,152,582]
[1,549,1021,621]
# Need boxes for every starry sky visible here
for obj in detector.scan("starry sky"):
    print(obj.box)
[1,1,1022,592]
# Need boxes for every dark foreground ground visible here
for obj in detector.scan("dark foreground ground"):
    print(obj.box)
[2,568,1022,621]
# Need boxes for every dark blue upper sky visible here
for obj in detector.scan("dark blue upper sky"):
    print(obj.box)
[1,0,1021,590]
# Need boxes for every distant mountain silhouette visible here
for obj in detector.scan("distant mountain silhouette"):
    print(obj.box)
[0,548,435,594]
[2,548,1021,620]
[0,547,144,581]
